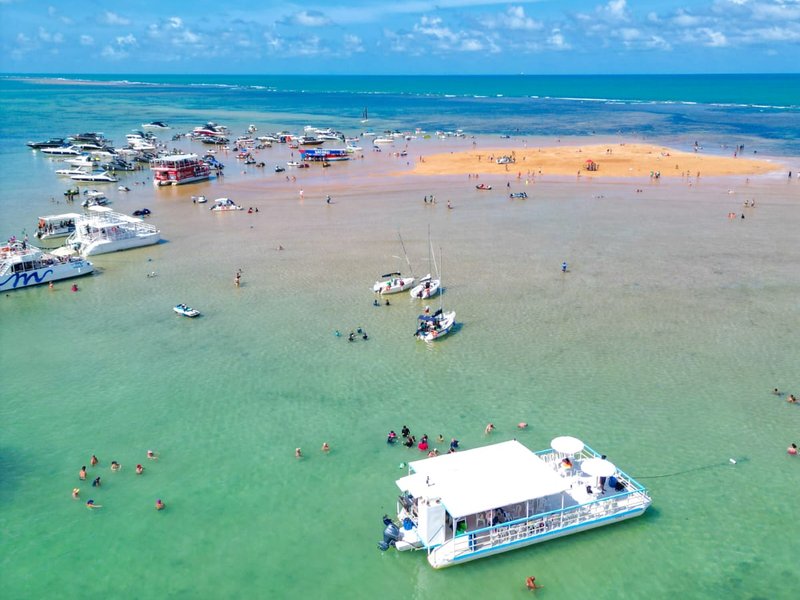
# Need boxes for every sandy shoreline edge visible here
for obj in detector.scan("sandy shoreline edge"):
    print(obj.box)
[410,143,785,178]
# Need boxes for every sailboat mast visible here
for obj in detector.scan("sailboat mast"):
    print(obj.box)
[398,232,414,278]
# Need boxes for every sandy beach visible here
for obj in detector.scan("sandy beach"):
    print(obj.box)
[411,143,784,179]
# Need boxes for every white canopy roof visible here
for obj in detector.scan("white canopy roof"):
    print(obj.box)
[396,440,569,519]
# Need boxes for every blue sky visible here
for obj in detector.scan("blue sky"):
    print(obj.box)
[1,0,798,74]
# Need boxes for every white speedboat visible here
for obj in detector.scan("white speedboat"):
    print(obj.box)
[192,195,208,204]
[373,137,394,144]
[55,167,92,177]
[66,206,160,256]
[173,303,200,318]
[81,191,110,207]
[40,145,83,156]
[210,198,242,211]
[1,240,93,291]
[382,438,651,568]
[70,171,118,183]
[415,308,456,341]
[34,213,81,242]
[142,121,170,129]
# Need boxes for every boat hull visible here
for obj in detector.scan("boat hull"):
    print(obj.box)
[373,277,415,294]
[78,232,161,256]
[0,259,93,292]
[428,505,648,569]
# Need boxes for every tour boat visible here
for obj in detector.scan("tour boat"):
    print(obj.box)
[299,148,350,162]
[34,213,81,242]
[173,303,200,318]
[1,240,93,292]
[150,153,211,186]
[379,438,652,568]
[66,207,161,256]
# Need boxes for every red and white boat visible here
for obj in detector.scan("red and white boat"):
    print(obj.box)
[150,154,211,186]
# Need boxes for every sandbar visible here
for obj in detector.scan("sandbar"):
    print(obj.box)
[411,143,783,179]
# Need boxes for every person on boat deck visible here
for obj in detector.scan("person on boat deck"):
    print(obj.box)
[561,457,573,469]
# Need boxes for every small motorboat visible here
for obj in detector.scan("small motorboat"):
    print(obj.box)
[192,195,208,204]
[142,121,170,129]
[275,165,286,173]
[132,208,151,217]
[476,184,492,190]
[174,303,200,318]
[210,197,242,211]
[286,161,302,167]
[118,185,130,192]
[510,192,528,199]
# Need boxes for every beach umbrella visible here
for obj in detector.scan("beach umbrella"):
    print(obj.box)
[550,436,584,455]
[580,457,616,478]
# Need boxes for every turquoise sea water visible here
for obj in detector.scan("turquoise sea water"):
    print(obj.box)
[1,75,799,599]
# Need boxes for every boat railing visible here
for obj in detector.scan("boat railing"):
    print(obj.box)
[428,478,650,567]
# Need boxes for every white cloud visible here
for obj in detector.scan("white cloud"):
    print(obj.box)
[279,10,332,27]
[547,29,570,50]
[169,17,183,29]
[116,34,137,47]
[343,34,364,53]
[673,10,702,27]
[80,35,94,46]
[604,0,629,20]
[38,27,63,43]
[490,6,542,31]
[102,11,131,26]
[699,28,728,46]
[101,45,128,60]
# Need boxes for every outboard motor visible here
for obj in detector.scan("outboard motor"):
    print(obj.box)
[377,516,400,551]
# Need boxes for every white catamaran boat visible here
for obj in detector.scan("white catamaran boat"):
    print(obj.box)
[66,207,161,256]
[379,438,652,569]
[1,240,93,292]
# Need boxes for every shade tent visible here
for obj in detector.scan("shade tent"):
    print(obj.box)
[396,440,569,519]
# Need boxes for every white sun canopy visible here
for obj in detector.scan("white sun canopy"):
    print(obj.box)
[396,440,569,519]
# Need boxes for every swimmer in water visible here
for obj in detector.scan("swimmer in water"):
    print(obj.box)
[155,499,165,511]
[111,461,121,471]
[485,423,495,434]
[518,422,528,429]
[79,466,87,480]
[86,499,102,509]
[147,450,158,460]
[135,464,144,475]
[321,442,330,453]
[72,488,80,499]
[789,443,798,455]
[92,477,101,487]
[90,454,98,466]
[525,576,542,590]
[295,448,302,458]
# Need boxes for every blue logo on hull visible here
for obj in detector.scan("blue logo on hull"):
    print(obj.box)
[0,269,54,289]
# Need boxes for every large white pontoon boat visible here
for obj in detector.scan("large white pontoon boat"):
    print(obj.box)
[380,438,651,568]
[66,207,160,256]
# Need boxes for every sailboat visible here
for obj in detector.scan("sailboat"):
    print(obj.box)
[360,107,369,124]
[373,233,415,295]
[415,247,456,342]
[410,229,441,299]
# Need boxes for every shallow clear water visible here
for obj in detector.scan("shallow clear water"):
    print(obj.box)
[1,77,799,599]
